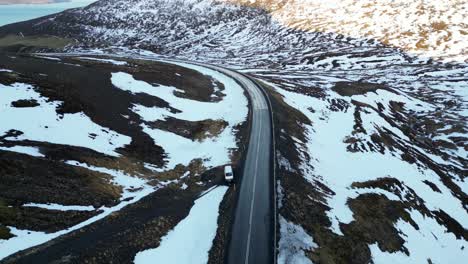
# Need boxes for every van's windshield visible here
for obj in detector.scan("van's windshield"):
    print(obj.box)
[226,172,232,176]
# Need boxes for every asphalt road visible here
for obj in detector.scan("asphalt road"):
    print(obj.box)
[206,66,274,264]
[169,60,274,264]
[98,55,276,264]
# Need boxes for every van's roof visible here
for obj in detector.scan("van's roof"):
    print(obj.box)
[224,165,233,173]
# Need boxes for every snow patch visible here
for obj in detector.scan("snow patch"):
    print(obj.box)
[78,57,128,65]
[278,216,316,264]
[22,203,95,211]
[0,82,131,157]
[35,56,61,61]
[269,80,468,246]
[369,210,468,264]
[110,61,247,169]
[0,145,44,157]
[133,186,228,264]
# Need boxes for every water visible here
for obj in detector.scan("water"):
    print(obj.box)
[0,0,96,26]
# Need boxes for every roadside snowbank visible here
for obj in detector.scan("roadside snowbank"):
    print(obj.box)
[278,216,316,264]
[134,186,228,264]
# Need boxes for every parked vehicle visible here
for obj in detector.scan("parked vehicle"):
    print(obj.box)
[224,165,234,183]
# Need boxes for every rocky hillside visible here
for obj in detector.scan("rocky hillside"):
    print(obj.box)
[231,0,468,62]
[0,0,466,263]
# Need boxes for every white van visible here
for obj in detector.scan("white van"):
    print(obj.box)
[224,165,234,183]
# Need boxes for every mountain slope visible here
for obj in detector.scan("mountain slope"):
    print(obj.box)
[0,0,466,263]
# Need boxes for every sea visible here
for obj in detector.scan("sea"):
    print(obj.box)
[0,0,96,26]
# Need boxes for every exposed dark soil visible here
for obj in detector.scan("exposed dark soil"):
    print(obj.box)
[0,53,227,167]
[10,99,39,107]
[0,54,250,263]
[1,166,227,264]
[0,151,121,207]
[348,92,467,205]
[207,187,236,264]
[258,72,468,263]
[263,82,380,263]
[0,53,250,263]
[149,117,228,141]
[1,53,164,166]
[0,1,464,262]
[332,81,395,97]
[0,203,100,234]
[122,58,226,103]
[0,225,13,240]
[352,177,468,241]
[0,34,72,53]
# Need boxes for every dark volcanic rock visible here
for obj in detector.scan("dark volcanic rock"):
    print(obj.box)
[11,99,39,108]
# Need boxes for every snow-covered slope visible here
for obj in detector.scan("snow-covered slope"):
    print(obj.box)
[231,0,468,62]
[0,0,466,263]
[0,54,247,262]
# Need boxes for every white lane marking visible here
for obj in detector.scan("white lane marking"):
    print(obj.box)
[245,111,263,264]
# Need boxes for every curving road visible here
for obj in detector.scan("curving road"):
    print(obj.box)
[161,59,274,264]
[209,67,274,264]
[84,55,276,264]
[160,58,275,264]
[11,54,276,264]
[86,55,276,264]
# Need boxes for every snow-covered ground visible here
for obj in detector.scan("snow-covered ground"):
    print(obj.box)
[235,0,468,62]
[370,210,467,264]
[0,58,247,261]
[134,186,228,264]
[271,79,468,262]
[0,145,44,157]
[0,161,154,260]
[77,56,128,65]
[0,82,131,157]
[277,216,316,264]
[111,62,248,169]
[1,0,466,262]
[22,203,95,211]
